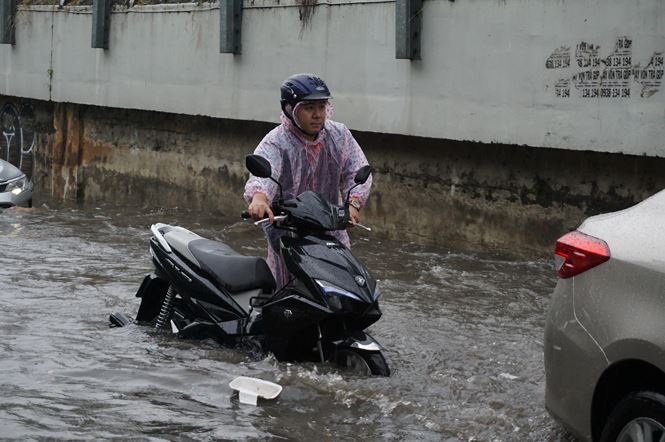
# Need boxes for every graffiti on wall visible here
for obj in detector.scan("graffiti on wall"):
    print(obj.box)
[546,37,664,99]
[0,102,35,179]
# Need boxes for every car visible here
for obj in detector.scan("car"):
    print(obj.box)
[544,188,665,441]
[0,159,33,209]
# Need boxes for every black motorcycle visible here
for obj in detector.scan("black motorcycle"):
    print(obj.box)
[111,154,390,376]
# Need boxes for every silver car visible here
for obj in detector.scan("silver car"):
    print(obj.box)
[0,159,33,208]
[545,189,665,441]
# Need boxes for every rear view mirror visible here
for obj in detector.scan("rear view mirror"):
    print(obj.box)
[246,154,284,200]
[246,155,272,178]
[354,165,372,185]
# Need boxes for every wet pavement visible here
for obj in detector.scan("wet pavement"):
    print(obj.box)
[0,199,574,441]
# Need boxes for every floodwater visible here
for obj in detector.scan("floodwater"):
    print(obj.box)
[0,199,573,441]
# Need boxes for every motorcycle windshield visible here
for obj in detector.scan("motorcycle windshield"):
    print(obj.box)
[281,234,375,304]
[283,191,348,232]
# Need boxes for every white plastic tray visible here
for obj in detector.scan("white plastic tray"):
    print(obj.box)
[229,376,283,405]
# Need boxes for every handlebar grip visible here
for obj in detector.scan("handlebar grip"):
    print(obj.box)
[241,211,251,219]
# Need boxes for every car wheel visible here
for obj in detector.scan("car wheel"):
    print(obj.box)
[601,391,665,442]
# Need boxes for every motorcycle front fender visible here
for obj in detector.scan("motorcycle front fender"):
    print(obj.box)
[332,331,383,353]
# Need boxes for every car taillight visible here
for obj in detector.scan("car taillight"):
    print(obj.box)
[554,231,610,278]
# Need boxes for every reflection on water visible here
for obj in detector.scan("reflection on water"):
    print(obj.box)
[0,199,573,441]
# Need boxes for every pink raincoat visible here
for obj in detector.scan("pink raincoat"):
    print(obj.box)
[244,109,372,288]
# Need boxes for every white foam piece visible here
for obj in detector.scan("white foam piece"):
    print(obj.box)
[229,376,283,405]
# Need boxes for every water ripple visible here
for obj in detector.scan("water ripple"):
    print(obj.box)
[0,200,572,441]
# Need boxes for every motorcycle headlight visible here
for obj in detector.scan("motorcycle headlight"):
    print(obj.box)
[315,279,362,301]
[6,177,27,195]
[315,279,365,311]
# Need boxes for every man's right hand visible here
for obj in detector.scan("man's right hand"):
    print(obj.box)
[248,193,274,223]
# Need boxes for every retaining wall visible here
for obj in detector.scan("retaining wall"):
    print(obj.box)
[4,96,665,257]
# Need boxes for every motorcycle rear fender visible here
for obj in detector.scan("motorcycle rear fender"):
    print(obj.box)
[135,273,169,322]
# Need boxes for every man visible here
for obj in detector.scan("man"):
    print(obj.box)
[244,73,372,287]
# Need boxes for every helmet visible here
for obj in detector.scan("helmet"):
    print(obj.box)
[280,73,332,114]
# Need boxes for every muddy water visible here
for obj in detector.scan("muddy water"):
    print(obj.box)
[0,200,572,441]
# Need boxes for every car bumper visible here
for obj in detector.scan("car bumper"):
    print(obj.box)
[544,279,608,441]
[0,182,33,208]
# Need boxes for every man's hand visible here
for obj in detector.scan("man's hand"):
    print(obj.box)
[349,205,360,227]
[248,193,274,223]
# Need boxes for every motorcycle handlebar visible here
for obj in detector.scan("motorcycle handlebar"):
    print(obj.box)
[242,207,371,231]
[254,215,288,226]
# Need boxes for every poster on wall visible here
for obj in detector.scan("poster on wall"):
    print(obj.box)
[546,36,663,99]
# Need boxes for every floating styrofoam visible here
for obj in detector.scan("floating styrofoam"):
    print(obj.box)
[229,376,283,405]
[499,372,519,381]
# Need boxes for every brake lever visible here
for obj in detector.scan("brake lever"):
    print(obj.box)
[254,215,288,226]
[349,221,372,231]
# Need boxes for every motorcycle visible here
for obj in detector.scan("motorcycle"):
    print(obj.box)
[110,154,390,376]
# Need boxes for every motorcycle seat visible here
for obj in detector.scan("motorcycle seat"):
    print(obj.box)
[188,239,276,293]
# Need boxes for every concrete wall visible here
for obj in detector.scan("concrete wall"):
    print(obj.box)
[1,0,664,156]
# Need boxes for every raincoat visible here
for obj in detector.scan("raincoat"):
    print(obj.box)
[244,109,372,288]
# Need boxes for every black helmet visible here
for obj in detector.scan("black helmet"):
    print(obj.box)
[280,73,332,114]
